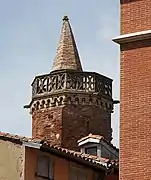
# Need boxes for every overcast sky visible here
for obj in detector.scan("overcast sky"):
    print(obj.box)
[0,0,120,147]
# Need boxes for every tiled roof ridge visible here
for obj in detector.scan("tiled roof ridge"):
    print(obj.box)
[0,131,41,143]
[0,131,119,168]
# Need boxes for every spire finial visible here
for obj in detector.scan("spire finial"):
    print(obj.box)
[52,16,83,72]
[63,15,69,21]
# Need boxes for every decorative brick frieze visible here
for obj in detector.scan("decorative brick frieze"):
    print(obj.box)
[30,93,113,115]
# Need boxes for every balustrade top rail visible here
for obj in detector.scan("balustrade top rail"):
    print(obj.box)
[32,70,112,100]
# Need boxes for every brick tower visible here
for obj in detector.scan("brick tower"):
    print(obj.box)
[26,16,114,150]
[113,0,151,179]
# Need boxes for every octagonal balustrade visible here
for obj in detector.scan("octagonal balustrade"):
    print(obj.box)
[31,70,112,100]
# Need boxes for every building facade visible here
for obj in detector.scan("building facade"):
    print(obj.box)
[113,0,151,179]
[0,133,118,180]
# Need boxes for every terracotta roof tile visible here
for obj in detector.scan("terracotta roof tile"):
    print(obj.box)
[0,131,118,168]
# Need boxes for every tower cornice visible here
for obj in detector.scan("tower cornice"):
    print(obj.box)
[113,30,151,44]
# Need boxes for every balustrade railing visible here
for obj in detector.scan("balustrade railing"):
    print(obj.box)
[32,71,112,99]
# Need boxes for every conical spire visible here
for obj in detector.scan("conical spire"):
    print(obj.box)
[52,16,83,72]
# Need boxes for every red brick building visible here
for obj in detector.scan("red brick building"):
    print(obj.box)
[28,16,115,151]
[113,0,151,179]
[0,16,119,179]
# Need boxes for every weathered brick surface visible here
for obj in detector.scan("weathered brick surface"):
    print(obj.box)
[32,104,112,150]
[62,104,112,150]
[121,0,151,34]
[32,106,63,145]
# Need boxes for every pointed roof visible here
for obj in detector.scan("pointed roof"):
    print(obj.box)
[52,16,83,72]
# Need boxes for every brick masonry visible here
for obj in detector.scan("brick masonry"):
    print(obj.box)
[32,106,63,146]
[31,16,113,152]
[32,104,112,151]
[121,0,151,34]
[120,0,151,179]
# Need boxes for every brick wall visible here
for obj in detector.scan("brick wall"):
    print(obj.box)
[32,106,63,146]
[32,104,112,151]
[120,0,151,179]
[62,105,112,150]
[121,0,151,34]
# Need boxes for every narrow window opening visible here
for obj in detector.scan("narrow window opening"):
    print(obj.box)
[85,146,97,156]
[36,155,53,179]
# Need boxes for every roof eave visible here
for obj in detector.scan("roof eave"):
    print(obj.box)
[112,29,151,44]
[40,144,107,171]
